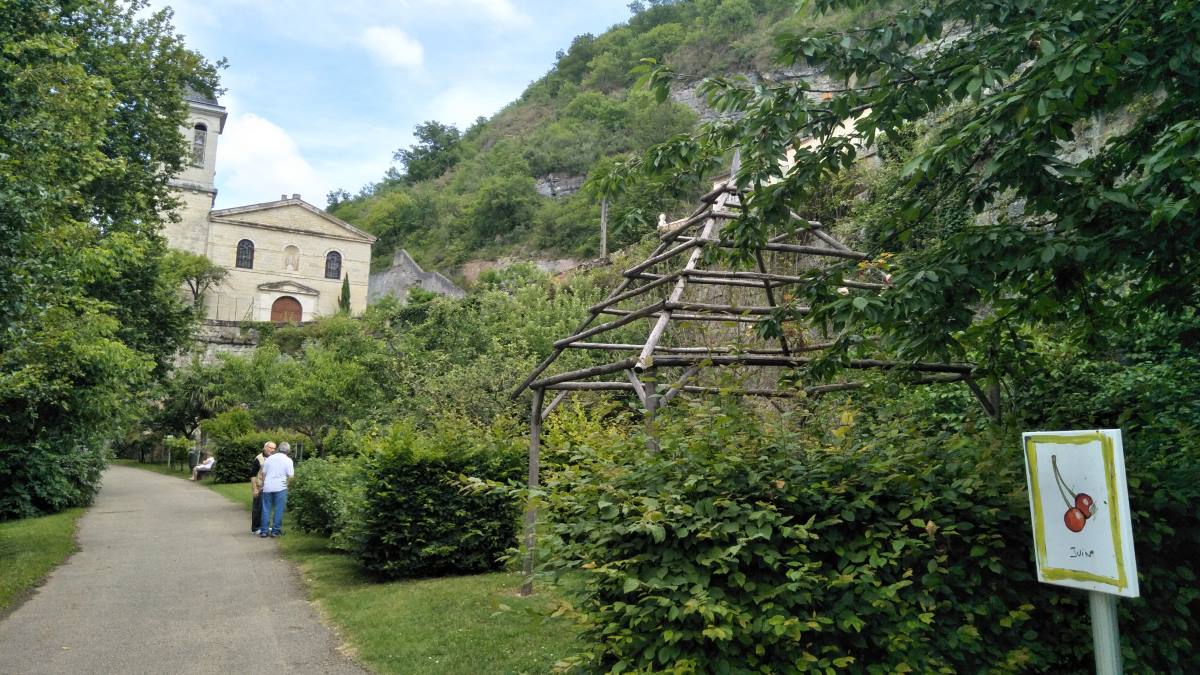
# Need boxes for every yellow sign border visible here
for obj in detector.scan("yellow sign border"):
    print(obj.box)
[1025,432,1127,590]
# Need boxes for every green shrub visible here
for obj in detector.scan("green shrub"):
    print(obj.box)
[532,400,1199,672]
[199,408,254,445]
[209,430,305,484]
[0,442,107,519]
[346,420,524,579]
[163,435,193,466]
[289,457,361,536]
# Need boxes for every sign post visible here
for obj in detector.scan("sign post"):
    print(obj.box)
[1022,429,1138,675]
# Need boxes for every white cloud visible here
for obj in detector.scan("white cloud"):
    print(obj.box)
[360,26,424,68]
[434,0,529,27]
[426,81,522,129]
[216,112,327,207]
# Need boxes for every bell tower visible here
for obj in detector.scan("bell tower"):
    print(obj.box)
[165,87,227,255]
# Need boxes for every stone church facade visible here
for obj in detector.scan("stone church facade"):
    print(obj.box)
[165,90,375,322]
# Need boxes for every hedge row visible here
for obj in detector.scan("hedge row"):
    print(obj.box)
[210,430,306,484]
[532,401,1200,672]
[289,421,524,579]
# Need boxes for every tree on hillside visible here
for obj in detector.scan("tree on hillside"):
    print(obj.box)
[0,0,221,519]
[393,120,462,183]
[618,0,1200,377]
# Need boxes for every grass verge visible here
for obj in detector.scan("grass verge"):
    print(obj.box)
[279,531,579,674]
[0,508,84,615]
[120,460,580,672]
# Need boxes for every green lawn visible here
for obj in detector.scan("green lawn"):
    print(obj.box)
[279,532,579,674]
[0,508,84,614]
[122,459,580,673]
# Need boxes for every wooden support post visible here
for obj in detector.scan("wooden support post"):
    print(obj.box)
[643,371,660,454]
[521,388,545,597]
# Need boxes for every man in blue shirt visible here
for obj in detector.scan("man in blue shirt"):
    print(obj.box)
[259,442,294,538]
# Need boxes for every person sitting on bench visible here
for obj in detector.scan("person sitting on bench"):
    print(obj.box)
[190,453,215,481]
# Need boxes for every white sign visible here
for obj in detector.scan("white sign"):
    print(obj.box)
[1021,429,1138,597]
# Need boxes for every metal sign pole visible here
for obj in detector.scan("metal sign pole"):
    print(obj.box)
[1089,591,1123,674]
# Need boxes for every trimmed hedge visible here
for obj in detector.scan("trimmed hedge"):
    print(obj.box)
[289,457,360,536]
[534,402,1200,672]
[210,431,305,484]
[346,422,523,579]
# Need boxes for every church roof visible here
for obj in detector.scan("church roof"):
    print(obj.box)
[183,84,220,106]
[210,197,377,244]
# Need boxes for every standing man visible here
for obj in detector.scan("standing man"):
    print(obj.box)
[250,441,276,535]
[260,441,294,538]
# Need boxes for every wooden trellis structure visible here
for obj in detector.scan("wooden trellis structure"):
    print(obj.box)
[511,163,987,594]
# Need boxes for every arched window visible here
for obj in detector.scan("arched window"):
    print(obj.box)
[325,251,342,279]
[236,239,254,269]
[191,123,207,167]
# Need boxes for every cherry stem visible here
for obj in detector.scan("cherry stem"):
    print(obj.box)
[1050,455,1076,509]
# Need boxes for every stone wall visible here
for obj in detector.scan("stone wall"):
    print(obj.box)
[368,249,465,304]
[186,320,262,365]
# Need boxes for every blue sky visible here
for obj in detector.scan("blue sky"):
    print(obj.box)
[152,0,633,208]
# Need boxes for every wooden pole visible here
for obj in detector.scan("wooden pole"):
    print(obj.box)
[600,198,608,261]
[521,388,545,597]
[540,390,570,421]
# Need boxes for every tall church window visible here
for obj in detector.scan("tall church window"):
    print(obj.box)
[325,251,342,279]
[236,239,254,269]
[191,123,208,167]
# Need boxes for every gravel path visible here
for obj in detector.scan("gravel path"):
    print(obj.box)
[0,465,366,674]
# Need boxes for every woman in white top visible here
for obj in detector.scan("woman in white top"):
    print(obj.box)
[189,453,215,481]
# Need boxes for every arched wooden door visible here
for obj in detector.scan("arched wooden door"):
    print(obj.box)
[270,296,302,322]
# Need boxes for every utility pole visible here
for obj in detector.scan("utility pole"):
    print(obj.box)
[600,198,608,261]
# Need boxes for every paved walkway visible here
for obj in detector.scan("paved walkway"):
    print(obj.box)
[0,465,365,674]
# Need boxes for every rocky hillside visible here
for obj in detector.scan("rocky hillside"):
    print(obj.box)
[327,0,883,281]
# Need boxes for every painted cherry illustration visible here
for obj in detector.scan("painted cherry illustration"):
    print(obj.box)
[1052,455,1096,533]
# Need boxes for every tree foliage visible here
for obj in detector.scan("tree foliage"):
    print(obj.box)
[615,0,1200,381]
[0,0,220,519]
[393,120,462,184]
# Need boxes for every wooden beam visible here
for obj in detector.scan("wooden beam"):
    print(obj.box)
[587,271,680,313]
[598,307,767,324]
[684,268,886,291]
[543,374,967,395]
[622,238,701,278]
[664,300,784,316]
[553,301,665,348]
[540,390,570,421]
[659,207,714,243]
[625,370,648,407]
[567,342,839,354]
[645,353,975,374]
[678,236,868,261]
[530,358,638,389]
[660,365,700,406]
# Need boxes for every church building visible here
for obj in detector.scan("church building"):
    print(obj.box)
[165,89,375,322]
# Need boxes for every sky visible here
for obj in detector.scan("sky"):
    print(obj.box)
[150,0,633,209]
